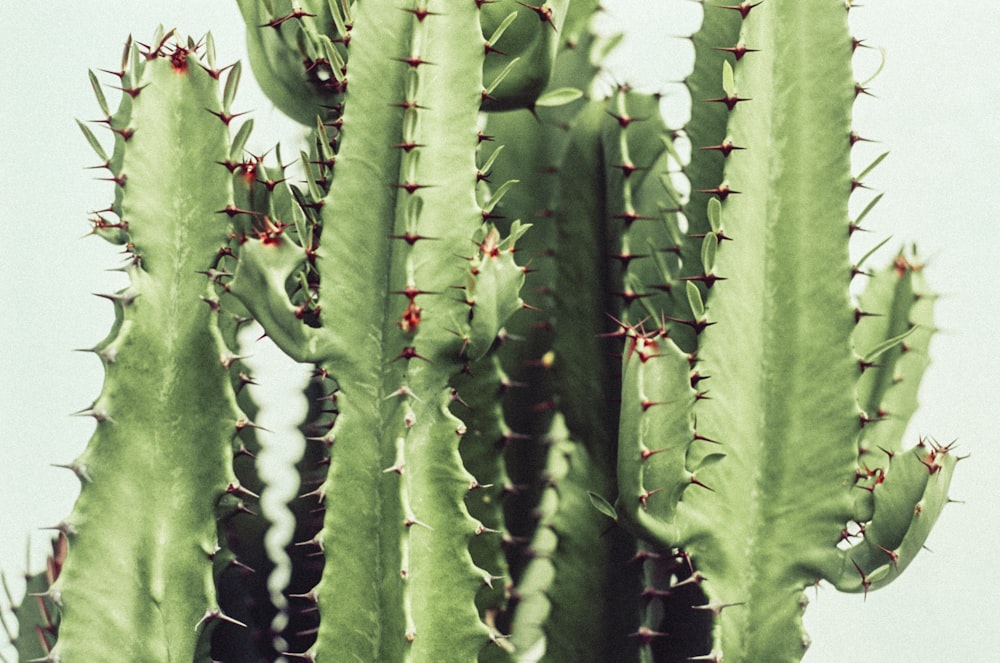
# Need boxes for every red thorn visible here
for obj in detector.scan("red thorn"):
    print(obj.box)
[639,487,664,509]
[699,139,745,157]
[516,2,557,30]
[393,182,430,194]
[704,93,751,111]
[718,1,762,19]
[394,55,433,68]
[695,184,740,200]
[261,8,316,28]
[394,346,431,363]
[851,559,872,599]
[689,475,714,491]
[712,43,759,60]
[404,7,438,21]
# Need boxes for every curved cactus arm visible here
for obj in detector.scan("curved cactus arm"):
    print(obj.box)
[235,0,348,124]
[853,251,936,461]
[828,438,959,594]
[229,235,328,363]
[614,329,700,550]
[48,34,251,661]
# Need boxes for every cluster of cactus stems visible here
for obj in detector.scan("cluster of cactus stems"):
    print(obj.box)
[2,1,961,662]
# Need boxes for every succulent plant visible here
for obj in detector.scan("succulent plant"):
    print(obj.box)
[3,2,959,662]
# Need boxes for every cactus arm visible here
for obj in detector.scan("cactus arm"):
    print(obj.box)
[235,0,347,125]
[229,3,527,660]
[516,90,678,661]
[481,0,571,111]
[619,4,860,660]
[829,438,959,593]
[510,417,641,662]
[670,3,745,351]
[49,36,247,661]
[210,301,280,660]
[682,3,743,236]
[229,236,327,363]
[482,14,604,552]
[614,331,698,549]
[551,99,619,457]
[853,252,935,459]
[449,356,517,643]
[691,5,857,656]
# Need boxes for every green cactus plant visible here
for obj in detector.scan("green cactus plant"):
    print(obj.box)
[41,31,264,661]
[2,1,961,662]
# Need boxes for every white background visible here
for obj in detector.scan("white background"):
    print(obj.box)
[1,2,996,661]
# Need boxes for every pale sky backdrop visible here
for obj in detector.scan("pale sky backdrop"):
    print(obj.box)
[1,2,997,661]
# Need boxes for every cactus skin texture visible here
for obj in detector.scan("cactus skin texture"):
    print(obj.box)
[47,33,254,661]
[9,2,959,662]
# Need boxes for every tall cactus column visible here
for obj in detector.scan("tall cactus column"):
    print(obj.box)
[229,2,526,661]
[49,35,250,661]
[610,2,958,662]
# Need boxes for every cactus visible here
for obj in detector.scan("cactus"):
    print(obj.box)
[41,31,264,661]
[601,3,959,661]
[3,1,960,662]
[227,3,528,660]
